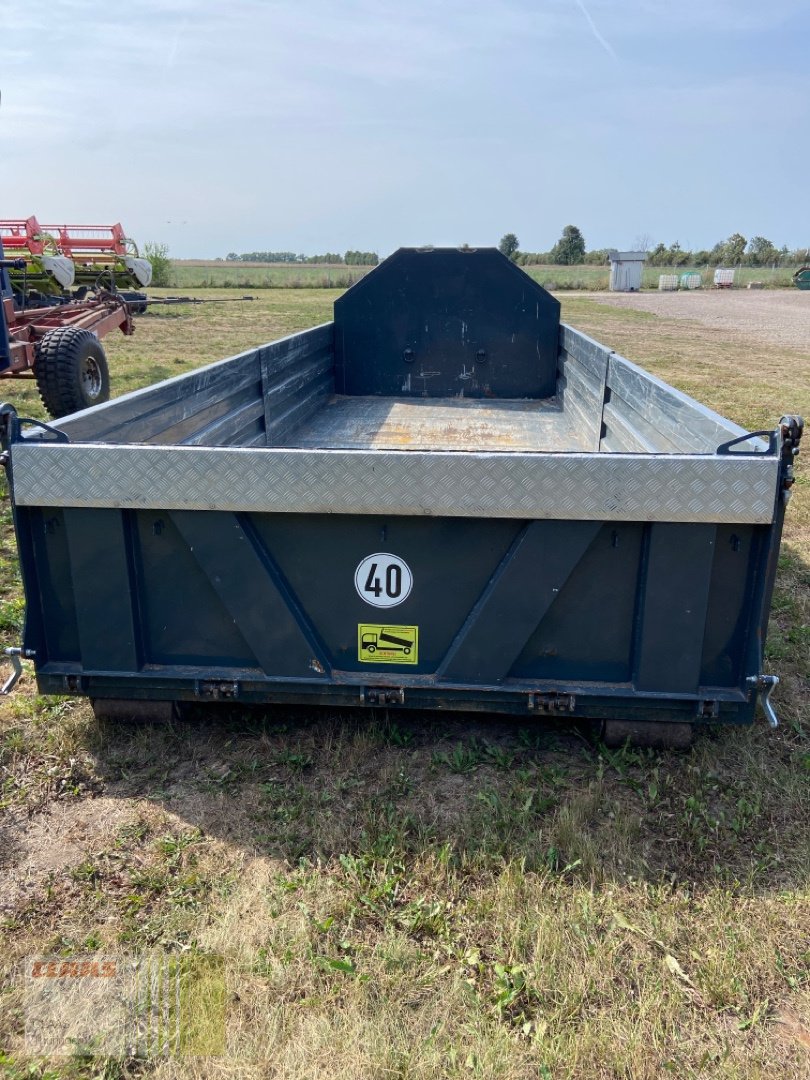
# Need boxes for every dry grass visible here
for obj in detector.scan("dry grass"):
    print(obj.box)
[0,291,808,1080]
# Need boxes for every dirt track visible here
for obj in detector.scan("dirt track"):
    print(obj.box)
[588,289,809,352]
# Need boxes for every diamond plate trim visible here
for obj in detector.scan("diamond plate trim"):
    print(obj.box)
[10,444,779,524]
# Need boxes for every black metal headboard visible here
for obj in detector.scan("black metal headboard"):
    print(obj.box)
[334,247,560,398]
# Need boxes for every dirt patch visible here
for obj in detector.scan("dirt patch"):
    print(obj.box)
[0,798,135,917]
[588,289,809,352]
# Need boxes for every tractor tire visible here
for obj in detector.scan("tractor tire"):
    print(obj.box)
[35,327,111,418]
[600,719,695,751]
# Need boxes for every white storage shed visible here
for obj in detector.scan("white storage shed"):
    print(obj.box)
[608,250,646,292]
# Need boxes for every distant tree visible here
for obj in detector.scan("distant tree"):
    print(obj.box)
[584,248,610,265]
[226,252,239,261]
[692,250,711,266]
[498,233,519,260]
[647,242,668,267]
[550,225,586,265]
[722,233,747,265]
[666,242,690,267]
[143,241,172,287]
[746,236,778,267]
[344,251,378,265]
[633,233,654,252]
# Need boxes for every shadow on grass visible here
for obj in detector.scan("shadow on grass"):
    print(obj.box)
[84,700,810,894]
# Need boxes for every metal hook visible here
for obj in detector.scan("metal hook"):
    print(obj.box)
[1,648,23,695]
[747,674,780,728]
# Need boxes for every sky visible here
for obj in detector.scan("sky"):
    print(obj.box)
[1,0,808,258]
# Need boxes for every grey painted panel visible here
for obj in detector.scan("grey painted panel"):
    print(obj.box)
[63,508,140,671]
[265,370,335,445]
[557,388,597,452]
[606,354,755,452]
[602,402,665,454]
[182,399,267,447]
[636,524,717,693]
[12,442,780,523]
[557,327,611,452]
[438,520,602,682]
[170,511,329,676]
[144,380,263,446]
[284,395,585,452]
[559,325,612,382]
[557,360,603,449]
[559,351,603,397]
[50,324,333,444]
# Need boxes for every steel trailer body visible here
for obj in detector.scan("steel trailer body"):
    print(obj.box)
[1,249,801,738]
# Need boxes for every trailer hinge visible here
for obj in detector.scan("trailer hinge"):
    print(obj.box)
[196,680,240,700]
[696,699,719,719]
[527,692,576,713]
[746,674,780,729]
[361,686,405,706]
[779,415,804,498]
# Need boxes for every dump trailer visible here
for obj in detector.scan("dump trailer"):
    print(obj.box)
[0,248,802,747]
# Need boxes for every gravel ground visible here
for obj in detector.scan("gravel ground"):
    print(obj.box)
[588,288,809,352]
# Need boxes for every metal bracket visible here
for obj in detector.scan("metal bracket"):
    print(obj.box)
[697,699,720,719]
[1,648,22,695]
[0,403,69,450]
[716,430,777,456]
[527,692,576,713]
[747,674,780,728]
[778,414,804,497]
[361,686,405,705]
[196,680,240,700]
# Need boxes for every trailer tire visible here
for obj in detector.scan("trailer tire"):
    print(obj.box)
[91,699,177,723]
[35,327,111,418]
[600,720,694,751]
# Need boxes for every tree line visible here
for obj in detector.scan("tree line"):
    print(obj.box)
[499,229,810,267]
[224,251,378,265]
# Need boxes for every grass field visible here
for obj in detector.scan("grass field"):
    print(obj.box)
[170,261,800,291]
[0,290,808,1079]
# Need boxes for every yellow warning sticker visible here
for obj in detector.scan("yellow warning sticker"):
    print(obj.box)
[358,624,418,664]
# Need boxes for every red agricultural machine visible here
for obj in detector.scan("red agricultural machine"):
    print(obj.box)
[0,217,154,416]
[0,217,151,301]
[0,216,256,417]
[0,238,132,417]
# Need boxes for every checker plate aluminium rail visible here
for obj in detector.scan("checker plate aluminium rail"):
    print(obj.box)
[9,442,780,523]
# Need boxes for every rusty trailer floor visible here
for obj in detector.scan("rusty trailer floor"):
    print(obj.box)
[284,395,588,452]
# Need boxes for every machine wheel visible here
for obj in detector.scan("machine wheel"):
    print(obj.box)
[600,720,695,751]
[35,327,111,418]
[91,699,177,723]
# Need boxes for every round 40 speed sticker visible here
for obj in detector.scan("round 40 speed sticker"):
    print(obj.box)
[355,553,413,608]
